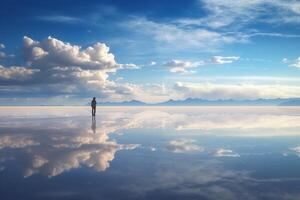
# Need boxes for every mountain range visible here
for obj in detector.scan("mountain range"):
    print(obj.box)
[98,98,300,106]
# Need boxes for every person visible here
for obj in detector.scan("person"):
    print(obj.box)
[91,97,97,116]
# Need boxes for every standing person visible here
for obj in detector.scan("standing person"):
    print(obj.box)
[91,97,97,116]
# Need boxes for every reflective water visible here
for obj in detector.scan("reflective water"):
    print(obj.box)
[0,106,300,200]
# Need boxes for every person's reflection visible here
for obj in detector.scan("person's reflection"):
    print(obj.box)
[91,116,96,134]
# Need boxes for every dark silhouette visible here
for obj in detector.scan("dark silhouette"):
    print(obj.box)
[91,97,97,116]
[91,115,96,134]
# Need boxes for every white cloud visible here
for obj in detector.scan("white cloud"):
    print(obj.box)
[211,56,239,64]
[161,56,239,74]
[37,15,81,23]
[126,18,239,51]
[31,46,49,60]
[23,36,128,71]
[0,65,40,80]
[150,61,156,66]
[164,60,204,74]
[173,82,300,100]
[282,58,289,63]
[0,43,5,49]
[290,57,300,68]
[1,35,299,103]
[0,36,142,102]
[244,32,300,38]
[121,63,139,69]
[214,149,240,157]
[167,139,204,153]
[165,76,300,84]
[283,56,300,69]
[179,0,300,29]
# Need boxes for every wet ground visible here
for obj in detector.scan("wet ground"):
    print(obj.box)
[0,106,300,200]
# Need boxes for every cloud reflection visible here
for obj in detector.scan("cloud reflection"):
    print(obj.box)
[214,148,240,157]
[289,146,300,157]
[0,107,299,199]
[0,114,140,177]
[0,135,40,149]
[167,139,204,153]
[119,108,300,137]
[0,107,299,178]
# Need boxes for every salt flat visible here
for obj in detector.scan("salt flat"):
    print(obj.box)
[0,106,300,200]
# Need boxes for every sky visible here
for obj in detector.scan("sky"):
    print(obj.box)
[0,0,300,104]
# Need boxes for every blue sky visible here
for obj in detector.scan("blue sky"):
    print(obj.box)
[0,0,300,104]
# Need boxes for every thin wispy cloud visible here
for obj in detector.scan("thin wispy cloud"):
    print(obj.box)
[37,15,82,23]
[214,149,240,157]
[179,0,300,28]
[126,18,241,51]
[211,56,240,64]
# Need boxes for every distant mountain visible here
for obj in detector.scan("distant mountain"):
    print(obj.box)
[99,100,147,106]
[279,99,300,106]
[155,98,297,106]
[97,98,300,106]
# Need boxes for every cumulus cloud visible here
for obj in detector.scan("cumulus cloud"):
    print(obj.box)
[211,56,239,64]
[214,149,240,157]
[173,82,300,100]
[1,36,299,103]
[0,65,40,80]
[167,139,204,153]
[0,36,143,102]
[23,36,131,71]
[0,43,5,49]
[164,60,204,74]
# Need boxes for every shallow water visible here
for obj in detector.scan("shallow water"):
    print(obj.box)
[0,106,300,200]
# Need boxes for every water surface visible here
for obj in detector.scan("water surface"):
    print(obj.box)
[0,106,300,200]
